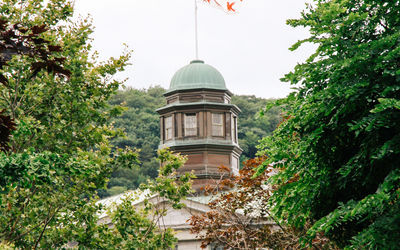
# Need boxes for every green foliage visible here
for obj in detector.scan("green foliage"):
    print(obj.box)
[107,185,128,196]
[257,0,400,248]
[232,95,281,163]
[143,148,193,209]
[101,87,165,197]
[0,144,142,248]
[0,1,191,249]
[64,196,177,250]
[108,196,177,249]
[0,151,107,248]
[109,87,164,154]
[49,148,189,250]
[0,0,130,154]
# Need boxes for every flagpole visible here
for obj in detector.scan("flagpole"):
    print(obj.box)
[194,0,199,59]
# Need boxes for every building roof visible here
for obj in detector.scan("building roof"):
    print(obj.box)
[96,189,154,219]
[156,100,241,114]
[96,189,211,220]
[165,60,228,95]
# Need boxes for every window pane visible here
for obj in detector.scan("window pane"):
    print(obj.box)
[165,116,172,140]
[212,113,223,136]
[232,155,239,176]
[184,114,197,136]
[212,113,223,125]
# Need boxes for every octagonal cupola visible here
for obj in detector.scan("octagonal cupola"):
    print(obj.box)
[156,59,242,191]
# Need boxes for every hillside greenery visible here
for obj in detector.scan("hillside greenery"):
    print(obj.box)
[103,86,281,197]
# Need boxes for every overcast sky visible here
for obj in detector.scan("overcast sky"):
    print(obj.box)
[73,0,315,99]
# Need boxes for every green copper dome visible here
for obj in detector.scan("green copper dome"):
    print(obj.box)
[166,60,227,94]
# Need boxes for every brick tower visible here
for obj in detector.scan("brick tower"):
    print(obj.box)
[157,59,242,191]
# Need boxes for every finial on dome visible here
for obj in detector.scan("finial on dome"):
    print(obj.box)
[190,59,204,64]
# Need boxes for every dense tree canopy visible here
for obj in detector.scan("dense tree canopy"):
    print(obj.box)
[257,0,400,248]
[0,1,191,249]
[0,0,131,154]
[0,0,133,247]
[231,95,281,162]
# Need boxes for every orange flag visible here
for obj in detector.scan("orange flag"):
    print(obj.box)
[201,0,243,13]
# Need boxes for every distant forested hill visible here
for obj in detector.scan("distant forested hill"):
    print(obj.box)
[100,86,281,197]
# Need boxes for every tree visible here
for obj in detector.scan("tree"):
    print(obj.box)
[103,87,166,197]
[1,0,130,154]
[231,95,281,162]
[0,1,193,248]
[0,16,70,153]
[189,157,336,249]
[0,18,71,85]
[257,0,400,248]
[51,149,192,250]
[0,147,191,249]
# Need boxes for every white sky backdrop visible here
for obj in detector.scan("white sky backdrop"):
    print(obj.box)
[73,0,315,99]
